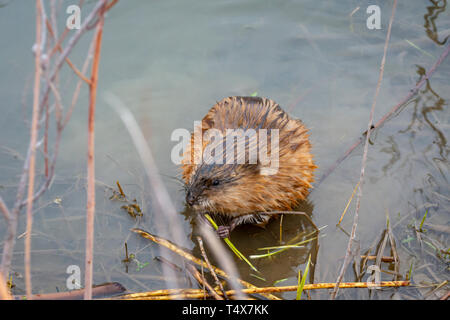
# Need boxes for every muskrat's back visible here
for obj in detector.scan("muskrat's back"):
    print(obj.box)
[182,96,316,219]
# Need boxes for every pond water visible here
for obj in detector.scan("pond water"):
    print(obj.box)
[0,0,448,299]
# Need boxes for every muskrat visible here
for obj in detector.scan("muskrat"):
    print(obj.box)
[182,96,317,238]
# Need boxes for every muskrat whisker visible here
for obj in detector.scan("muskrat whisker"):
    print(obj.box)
[160,173,185,186]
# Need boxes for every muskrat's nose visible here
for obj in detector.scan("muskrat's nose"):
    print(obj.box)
[186,191,196,206]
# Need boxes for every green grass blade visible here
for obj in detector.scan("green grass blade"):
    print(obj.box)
[296,254,311,300]
[407,261,414,280]
[251,234,324,259]
[204,214,259,272]
[273,278,289,286]
[419,210,428,232]
[250,273,266,282]
[405,39,435,58]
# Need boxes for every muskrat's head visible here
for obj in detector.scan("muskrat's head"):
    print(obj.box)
[185,162,261,215]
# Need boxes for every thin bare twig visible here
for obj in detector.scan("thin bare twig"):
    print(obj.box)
[63,38,96,128]
[331,0,397,300]
[337,181,359,225]
[196,236,228,299]
[21,33,98,211]
[0,0,113,281]
[44,17,91,84]
[38,0,109,120]
[318,34,450,186]
[186,264,223,300]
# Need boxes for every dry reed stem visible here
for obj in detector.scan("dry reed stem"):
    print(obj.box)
[24,0,43,299]
[131,228,278,300]
[222,280,410,297]
[337,181,359,225]
[42,0,50,182]
[84,0,107,300]
[197,236,228,299]
[43,104,49,177]
[114,281,410,300]
[331,0,397,300]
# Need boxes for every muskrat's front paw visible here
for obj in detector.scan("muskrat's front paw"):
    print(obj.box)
[217,225,231,239]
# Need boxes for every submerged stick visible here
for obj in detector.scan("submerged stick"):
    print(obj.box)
[15,282,126,300]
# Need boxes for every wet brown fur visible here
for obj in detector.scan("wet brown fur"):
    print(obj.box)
[181,96,317,221]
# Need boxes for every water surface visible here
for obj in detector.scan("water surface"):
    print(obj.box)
[0,0,448,299]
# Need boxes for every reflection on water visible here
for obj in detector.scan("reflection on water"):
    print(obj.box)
[424,0,449,45]
[182,200,318,289]
[0,1,449,299]
[381,65,448,176]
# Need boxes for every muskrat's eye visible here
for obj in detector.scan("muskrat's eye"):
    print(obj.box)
[212,179,220,186]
